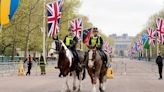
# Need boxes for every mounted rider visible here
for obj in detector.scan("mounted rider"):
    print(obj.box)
[88,27,108,67]
[63,27,79,66]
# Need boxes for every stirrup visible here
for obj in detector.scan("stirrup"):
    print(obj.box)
[106,63,111,68]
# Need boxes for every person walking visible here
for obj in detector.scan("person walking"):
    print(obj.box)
[38,54,46,75]
[24,54,35,76]
[156,52,163,80]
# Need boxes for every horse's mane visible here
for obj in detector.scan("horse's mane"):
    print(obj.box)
[59,40,69,51]
[59,40,73,67]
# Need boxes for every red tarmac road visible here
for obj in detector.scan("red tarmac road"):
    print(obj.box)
[0,58,164,92]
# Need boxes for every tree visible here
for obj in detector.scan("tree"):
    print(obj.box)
[0,0,95,60]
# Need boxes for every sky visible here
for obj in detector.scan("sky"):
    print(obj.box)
[79,0,164,36]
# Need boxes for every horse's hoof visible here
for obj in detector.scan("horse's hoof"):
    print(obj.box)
[73,86,77,91]
[99,87,105,92]
[77,88,81,92]
[66,89,71,92]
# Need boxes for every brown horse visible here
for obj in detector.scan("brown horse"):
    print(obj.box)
[85,46,108,92]
[50,38,86,92]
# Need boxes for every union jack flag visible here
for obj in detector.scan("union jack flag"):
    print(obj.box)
[69,18,83,38]
[47,0,63,37]
[128,46,136,56]
[137,38,143,51]
[156,18,164,44]
[103,41,112,54]
[131,45,137,54]
[147,28,156,47]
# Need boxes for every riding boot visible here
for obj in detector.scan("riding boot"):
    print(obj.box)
[99,50,106,67]
[71,50,79,71]
[101,51,108,68]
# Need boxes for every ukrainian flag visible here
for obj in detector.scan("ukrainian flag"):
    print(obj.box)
[0,0,20,25]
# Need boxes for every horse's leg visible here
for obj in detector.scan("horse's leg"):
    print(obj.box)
[73,71,77,91]
[66,76,71,92]
[99,76,107,92]
[60,76,71,92]
[89,70,97,92]
[77,69,84,92]
[87,67,97,92]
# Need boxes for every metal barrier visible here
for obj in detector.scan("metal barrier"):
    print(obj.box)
[0,60,57,77]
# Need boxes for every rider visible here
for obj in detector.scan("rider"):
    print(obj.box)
[88,27,108,67]
[63,27,79,65]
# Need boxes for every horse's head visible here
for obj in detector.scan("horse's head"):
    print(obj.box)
[87,45,97,68]
[49,37,61,56]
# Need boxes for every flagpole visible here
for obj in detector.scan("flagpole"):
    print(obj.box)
[43,0,46,58]
[81,18,83,51]
[157,41,159,56]
[0,25,2,32]
[150,46,152,58]
[142,49,144,60]
[146,49,148,61]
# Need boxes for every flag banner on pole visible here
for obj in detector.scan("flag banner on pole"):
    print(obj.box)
[134,42,139,52]
[130,43,138,54]
[156,17,164,44]
[147,28,156,47]
[103,41,112,54]
[0,0,1,25]
[69,17,83,38]
[128,46,136,56]
[137,38,143,51]
[0,0,20,25]
[9,0,20,20]
[142,33,150,49]
[132,46,137,54]
[47,0,63,37]
[143,39,150,49]
[83,28,92,44]
[142,33,148,44]
[0,0,10,25]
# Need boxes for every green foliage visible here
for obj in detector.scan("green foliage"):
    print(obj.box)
[131,9,164,58]
[0,0,99,57]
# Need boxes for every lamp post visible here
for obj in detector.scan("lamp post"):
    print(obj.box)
[43,0,46,58]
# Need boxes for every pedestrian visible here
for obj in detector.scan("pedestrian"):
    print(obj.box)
[38,54,46,75]
[156,52,163,80]
[24,54,35,76]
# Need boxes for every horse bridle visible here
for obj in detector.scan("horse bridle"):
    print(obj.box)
[88,49,96,61]
[54,40,69,52]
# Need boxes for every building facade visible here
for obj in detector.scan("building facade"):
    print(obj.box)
[109,34,134,57]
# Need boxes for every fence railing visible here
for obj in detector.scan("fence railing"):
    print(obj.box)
[0,60,57,77]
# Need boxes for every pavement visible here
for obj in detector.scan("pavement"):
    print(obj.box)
[0,58,164,92]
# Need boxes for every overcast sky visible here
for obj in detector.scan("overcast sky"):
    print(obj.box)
[79,0,164,36]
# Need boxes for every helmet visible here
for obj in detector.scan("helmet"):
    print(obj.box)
[68,26,74,32]
[93,27,98,32]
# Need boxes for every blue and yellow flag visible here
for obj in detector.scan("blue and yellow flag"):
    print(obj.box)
[0,0,20,25]
[9,0,20,20]
[0,0,11,25]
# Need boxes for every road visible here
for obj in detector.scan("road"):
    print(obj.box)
[0,58,164,92]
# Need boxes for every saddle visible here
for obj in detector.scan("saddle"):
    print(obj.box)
[70,50,81,70]
[70,50,79,61]
[98,50,108,65]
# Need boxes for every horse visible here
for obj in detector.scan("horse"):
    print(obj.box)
[85,45,108,92]
[49,38,86,92]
